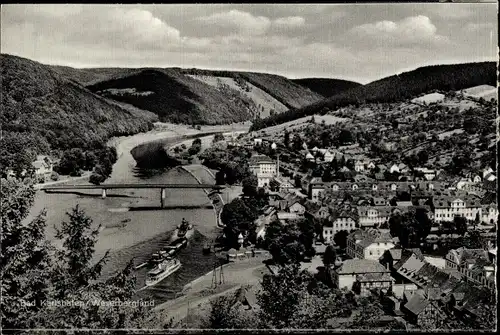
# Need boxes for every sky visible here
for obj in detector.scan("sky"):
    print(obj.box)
[1,4,497,83]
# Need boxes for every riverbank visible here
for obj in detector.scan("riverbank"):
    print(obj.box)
[153,257,269,325]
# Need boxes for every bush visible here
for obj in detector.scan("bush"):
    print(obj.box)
[50,171,59,181]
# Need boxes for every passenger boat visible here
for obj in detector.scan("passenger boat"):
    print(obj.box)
[145,258,181,288]
[176,218,193,238]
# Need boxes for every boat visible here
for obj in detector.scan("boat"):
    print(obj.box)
[176,218,193,238]
[172,238,188,250]
[145,258,181,288]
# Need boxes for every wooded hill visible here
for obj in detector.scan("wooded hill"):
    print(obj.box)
[0,54,156,175]
[292,78,361,97]
[55,66,323,125]
[251,62,497,131]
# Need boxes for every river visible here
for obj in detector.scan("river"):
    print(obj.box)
[27,124,248,305]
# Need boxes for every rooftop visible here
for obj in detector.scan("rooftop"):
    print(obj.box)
[337,259,390,275]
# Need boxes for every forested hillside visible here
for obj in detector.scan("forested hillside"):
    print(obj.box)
[251,62,497,130]
[292,78,361,97]
[0,54,156,177]
[87,69,257,125]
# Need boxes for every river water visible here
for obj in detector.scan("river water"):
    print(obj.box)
[27,129,232,305]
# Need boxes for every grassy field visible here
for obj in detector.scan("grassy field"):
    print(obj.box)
[411,92,445,104]
[460,84,497,100]
[256,114,349,135]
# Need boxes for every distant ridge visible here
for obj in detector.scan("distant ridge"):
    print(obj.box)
[251,62,497,131]
[292,78,362,98]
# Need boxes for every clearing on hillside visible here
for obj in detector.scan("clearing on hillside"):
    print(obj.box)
[255,114,349,135]
[187,75,288,118]
[411,92,445,105]
[460,85,497,101]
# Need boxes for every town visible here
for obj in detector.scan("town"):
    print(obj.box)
[199,88,497,330]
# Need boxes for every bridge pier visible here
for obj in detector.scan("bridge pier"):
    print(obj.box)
[160,188,166,208]
[101,189,107,199]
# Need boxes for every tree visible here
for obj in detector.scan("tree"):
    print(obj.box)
[215,170,225,185]
[461,230,487,249]
[454,216,468,236]
[242,175,258,197]
[322,245,336,286]
[257,264,307,328]
[213,133,225,143]
[1,179,152,329]
[207,294,239,329]
[284,130,290,148]
[264,220,305,265]
[221,198,258,248]
[333,230,349,250]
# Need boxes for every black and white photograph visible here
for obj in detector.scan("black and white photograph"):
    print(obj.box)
[0,3,497,332]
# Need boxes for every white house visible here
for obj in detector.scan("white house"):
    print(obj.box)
[249,154,276,188]
[346,228,396,260]
[305,152,315,162]
[389,164,400,174]
[333,259,393,293]
[323,150,335,163]
[433,196,482,223]
[354,160,365,172]
[32,155,53,182]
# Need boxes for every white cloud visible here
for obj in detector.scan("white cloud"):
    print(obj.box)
[198,10,271,36]
[350,15,448,46]
[272,16,306,29]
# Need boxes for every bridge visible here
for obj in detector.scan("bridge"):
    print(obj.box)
[41,183,225,208]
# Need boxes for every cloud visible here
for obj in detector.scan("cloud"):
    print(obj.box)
[272,16,306,29]
[350,16,448,46]
[198,10,271,36]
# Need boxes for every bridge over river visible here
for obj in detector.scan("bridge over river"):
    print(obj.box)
[40,183,225,208]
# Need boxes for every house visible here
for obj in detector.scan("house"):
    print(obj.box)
[401,288,447,328]
[433,196,482,223]
[481,203,498,224]
[310,182,325,203]
[253,138,263,145]
[367,161,376,170]
[271,177,294,194]
[305,152,315,162]
[396,201,413,207]
[249,154,277,188]
[323,210,357,243]
[445,247,495,291]
[32,155,53,182]
[323,150,335,163]
[357,206,395,228]
[398,163,409,174]
[346,228,396,260]
[389,164,400,174]
[372,197,388,206]
[333,259,393,293]
[354,160,365,172]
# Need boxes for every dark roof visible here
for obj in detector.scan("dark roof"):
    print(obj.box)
[357,272,394,282]
[404,291,431,316]
[337,259,390,275]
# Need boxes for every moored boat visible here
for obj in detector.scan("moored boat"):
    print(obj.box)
[145,258,181,287]
[177,218,193,238]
